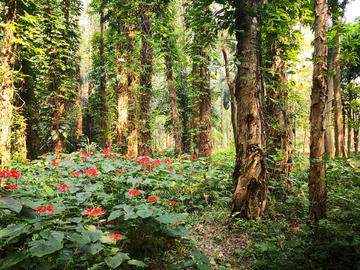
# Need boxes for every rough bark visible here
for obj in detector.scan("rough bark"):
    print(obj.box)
[308,0,328,224]
[0,0,17,164]
[333,15,345,157]
[165,48,182,156]
[266,36,293,182]
[221,30,237,148]
[76,65,83,142]
[325,56,334,159]
[231,0,268,220]
[99,11,108,148]
[354,112,359,156]
[138,0,153,156]
[347,104,352,157]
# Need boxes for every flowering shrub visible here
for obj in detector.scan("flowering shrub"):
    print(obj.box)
[147,196,159,202]
[0,169,20,178]
[57,184,71,191]
[7,184,18,189]
[35,205,54,213]
[109,233,121,241]
[83,168,98,177]
[85,207,105,216]
[128,189,141,196]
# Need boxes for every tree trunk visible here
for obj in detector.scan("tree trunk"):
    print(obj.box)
[76,65,83,143]
[138,0,153,156]
[308,0,328,224]
[325,56,334,159]
[99,11,108,148]
[354,112,359,156]
[221,30,237,148]
[165,48,182,156]
[231,0,268,220]
[0,0,17,164]
[333,15,345,157]
[347,104,352,157]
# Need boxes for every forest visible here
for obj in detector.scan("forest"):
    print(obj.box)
[1,0,360,269]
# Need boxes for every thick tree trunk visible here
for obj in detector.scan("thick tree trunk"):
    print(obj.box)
[308,0,328,224]
[347,104,352,157]
[325,56,334,159]
[231,0,268,220]
[333,16,345,158]
[198,49,212,157]
[76,65,83,143]
[165,51,182,156]
[266,37,293,182]
[355,112,359,156]
[0,0,17,164]
[221,30,237,148]
[138,0,153,156]
[192,61,200,153]
[99,11,108,148]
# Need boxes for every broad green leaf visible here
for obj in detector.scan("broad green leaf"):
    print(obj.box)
[191,248,210,264]
[67,217,82,223]
[43,185,54,195]
[0,198,23,213]
[108,210,123,221]
[0,224,30,239]
[76,192,92,202]
[137,209,153,219]
[2,252,26,268]
[68,233,91,244]
[184,259,196,267]
[104,253,130,268]
[84,229,103,243]
[101,163,115,173]
[127,260,148,267]
[197,264,213,270]
[124,212,138,220]
[157,213,178,224]
[29,239,63,257]
[77,242,102,255]
[40,230,64,243]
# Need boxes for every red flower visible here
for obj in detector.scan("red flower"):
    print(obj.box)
[55,146,62,151]
[85,207,105,217]
[180,173,183,175]
[351,169,356,172]
[109,233,121,241]
[20,201,24,204]
[71,172,81,177]
[84,168,98,177]
[90,148,96,151]
[191,171,195,173]
[145,151,149,155]
[0,195,9,199]
[36,205,54,213]
[163,158,172,164]
[189,154,197,159]
[296,190,303,194]
[0,170,20,178]
[205,151,210,154]
[147,196,159,202]
[214,167,218,169]
[152,159,161,166]
[81,158,86,161]
[219,161,224,164]
[7,184,18,189]
[158,151,164,155]
[128,189,141,197]
[120,169,126,173]
[167,168,174,172]
[180,157,185,160]
[94,164,98,166]
[80,152,91,157]
[51,161,59,167]
[57,184,72,191]
[169,201,177,205]
[42,153,48,158]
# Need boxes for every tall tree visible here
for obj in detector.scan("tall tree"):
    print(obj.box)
[308,0,328,224]
[138,0,154,156]
[0,0,17,164]
[231,0,268,219]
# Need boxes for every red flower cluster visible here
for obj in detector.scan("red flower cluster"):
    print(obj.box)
[36,205,54,213]
[189,154,197,159]
[81,158,86,161]
[106,153,118,158]
[84,168,98,177]
[7,184,18,189]
[80,152,91,157]
[180,157,185,160]
[219,161,224,164]
[205,151,210,154]
[55,146,62,151]
[167,168,174,172]
[145,151,149,155]
[51,161,59,167]
[191,171,195,173]
[134,157,150,165]
[71,172,81,177]
[163,158,172,165]
[57,184,72,191]
[104,146,113,152]
[128,189,141,197]
[120,169,126,173]
[0,195,9,199]
[86,207,105,217]
[147,196,159,202]
[297,190,303,194]
[109,233,121,241]
[152,159,161,166]
[0,169,20,178]
[42,153,48,158]
[169,201,177,205]
[158,151,164,155]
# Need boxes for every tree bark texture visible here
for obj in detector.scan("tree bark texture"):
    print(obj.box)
[231,0,268,220]
[165,49,182,156]
[99,11,108,148]
[76,65,83,143]
[0,0,17,164]
[347,104,352,157]
[333,16,345,158]
[308,0,328,224]
[266,36,293,182]
[325,56,334,159]
[138,0,153,156]
[221,30,237,148]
